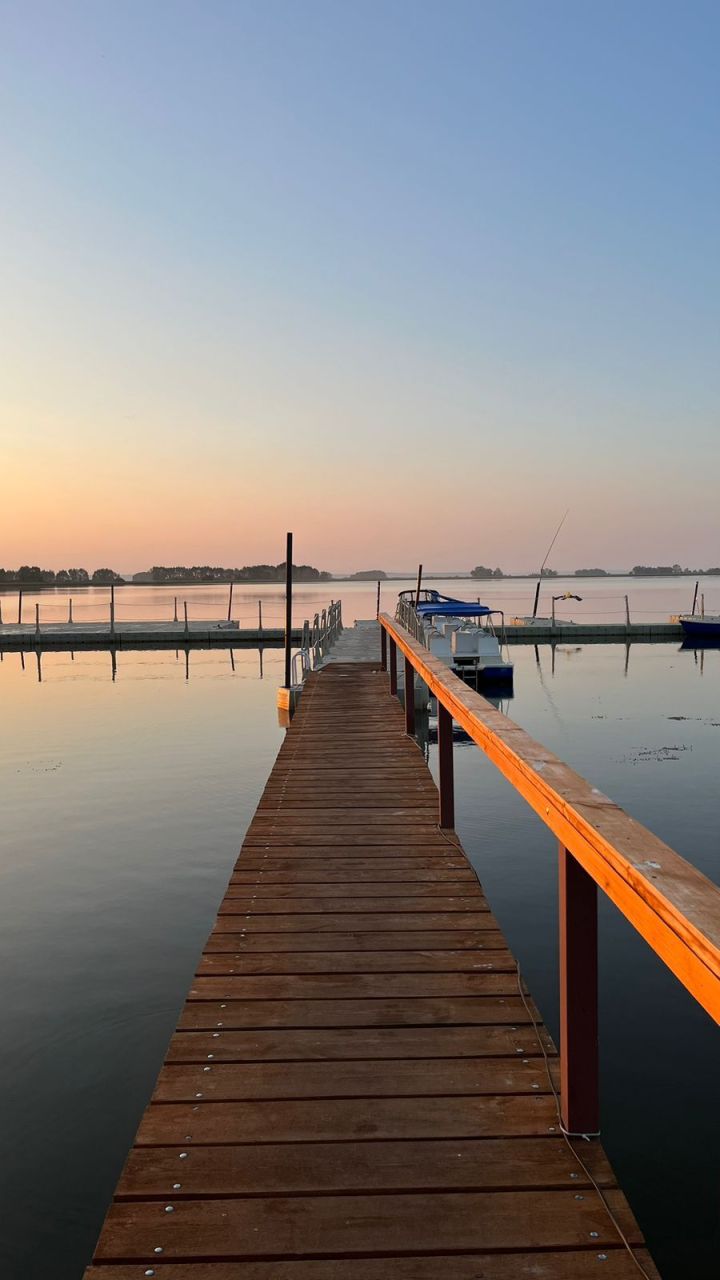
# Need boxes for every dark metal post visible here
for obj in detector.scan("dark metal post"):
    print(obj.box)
[404,656,415,735]
[18,589,22,624]
[110,583,115,635]
[284,532,293,689]
[389,637,397,694]
[558,844,599,1135]
[376,580,381,618]
[380,625,387,671]
[438,703,455,829]
[227,581,234,622]
[415,563,423,607]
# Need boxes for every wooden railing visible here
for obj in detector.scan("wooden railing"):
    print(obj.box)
[379,612,720,1135]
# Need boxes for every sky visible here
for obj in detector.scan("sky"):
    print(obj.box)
[1,0,719,574]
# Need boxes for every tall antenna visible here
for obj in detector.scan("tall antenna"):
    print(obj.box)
[531,509,569,619]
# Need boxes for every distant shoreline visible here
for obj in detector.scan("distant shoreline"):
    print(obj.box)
[0,571,714,590]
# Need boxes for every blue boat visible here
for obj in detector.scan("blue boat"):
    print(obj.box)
[679,614,720,641]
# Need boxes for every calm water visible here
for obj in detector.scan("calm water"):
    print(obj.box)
[0,629,718,1278]
[2,573,719,628]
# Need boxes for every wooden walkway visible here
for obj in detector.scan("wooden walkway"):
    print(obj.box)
[85,661,659,1278]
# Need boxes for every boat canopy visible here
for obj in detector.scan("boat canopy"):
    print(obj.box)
[414,591,493,619]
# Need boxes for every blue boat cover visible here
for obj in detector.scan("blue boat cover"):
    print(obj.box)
[414,591,492,619]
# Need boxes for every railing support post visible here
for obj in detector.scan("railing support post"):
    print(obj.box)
[559,844,599,1136]
[389,637,397,695]
[438,703,455,828]
[380,626,387,671]
[403,656,415,736]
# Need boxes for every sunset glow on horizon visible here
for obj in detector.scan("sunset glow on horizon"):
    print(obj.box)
[2,2,719,574]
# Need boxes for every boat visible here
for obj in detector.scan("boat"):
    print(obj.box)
[397,590,513,686]
[679,614,720,641]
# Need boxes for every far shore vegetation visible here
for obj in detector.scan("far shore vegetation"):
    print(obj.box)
[1,562,719,588]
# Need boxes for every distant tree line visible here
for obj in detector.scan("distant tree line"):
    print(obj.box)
[143,563,332,583]
[470,565,504,579]
[350,570,387,580]
[0,566,125,585]
[630,564,720,576]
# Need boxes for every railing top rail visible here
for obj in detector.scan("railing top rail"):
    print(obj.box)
[380,611,720,1024]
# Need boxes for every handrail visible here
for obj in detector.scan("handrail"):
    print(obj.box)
[380,612,720,1034]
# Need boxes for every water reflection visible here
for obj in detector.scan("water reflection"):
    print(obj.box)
[7,644,273,684]
[0,641,718,1279]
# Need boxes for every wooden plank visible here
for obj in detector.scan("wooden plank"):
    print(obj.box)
[153,1057,553,1100]
[164,1026,555,1062]
[203,929,505,952]
[218,896,489,914]
[196,949,515,973]
[213,912,496,932]
[85,1252,661,1279]
[92,1189,642,1260]
[177,995,540,1030]
[224,882,485,898]
[186,973,522,999]
[115,1135,611,1197]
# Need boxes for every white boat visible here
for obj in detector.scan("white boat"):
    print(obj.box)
[397,591,513,686]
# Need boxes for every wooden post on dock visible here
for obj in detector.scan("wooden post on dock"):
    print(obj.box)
[376,580,381,618]
[625,595,631,628]
[258,599,263,632]
[68,598,73,624]
[284,533,293,690]
[701,593,705,618]
[404,656,415,735]
[18,590,22,624]
[559,844,599,1136]
[110,584,115,636]
[551,597,556,629]
[184,601,189,636]
[227,581,234,622]
[438,704,455,829]
[414,563,423,607]
[35,603,40,636]
[691,580,699,616]
[173,596,178,623]
[380,626,387,670]
[389,636,398,695]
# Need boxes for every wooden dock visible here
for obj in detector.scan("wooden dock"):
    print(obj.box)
[85,657,660,1278]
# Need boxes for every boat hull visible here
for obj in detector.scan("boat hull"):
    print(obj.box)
[680,618,720,639]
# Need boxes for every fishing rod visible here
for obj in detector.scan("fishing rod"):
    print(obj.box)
[531,509,569,619]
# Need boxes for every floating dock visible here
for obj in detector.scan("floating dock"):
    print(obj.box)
[0,622,302,649]
[84,646,661,1277]
[504,622,682,643]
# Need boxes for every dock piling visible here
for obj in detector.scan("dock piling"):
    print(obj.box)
[18,589,22,624]
[403,655,415,735]
[284,532,293,690]
[625,595,631,628]
[35,603,40,636]
[183,601,189,636]
[559,844,599,1136]
[227,581,234,622]
[438,703,455,829]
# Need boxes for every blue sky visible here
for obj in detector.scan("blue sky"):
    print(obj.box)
[1,1,718,571]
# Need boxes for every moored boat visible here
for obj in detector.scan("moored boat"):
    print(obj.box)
[397,589,514,686]
[679,614,720,640]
